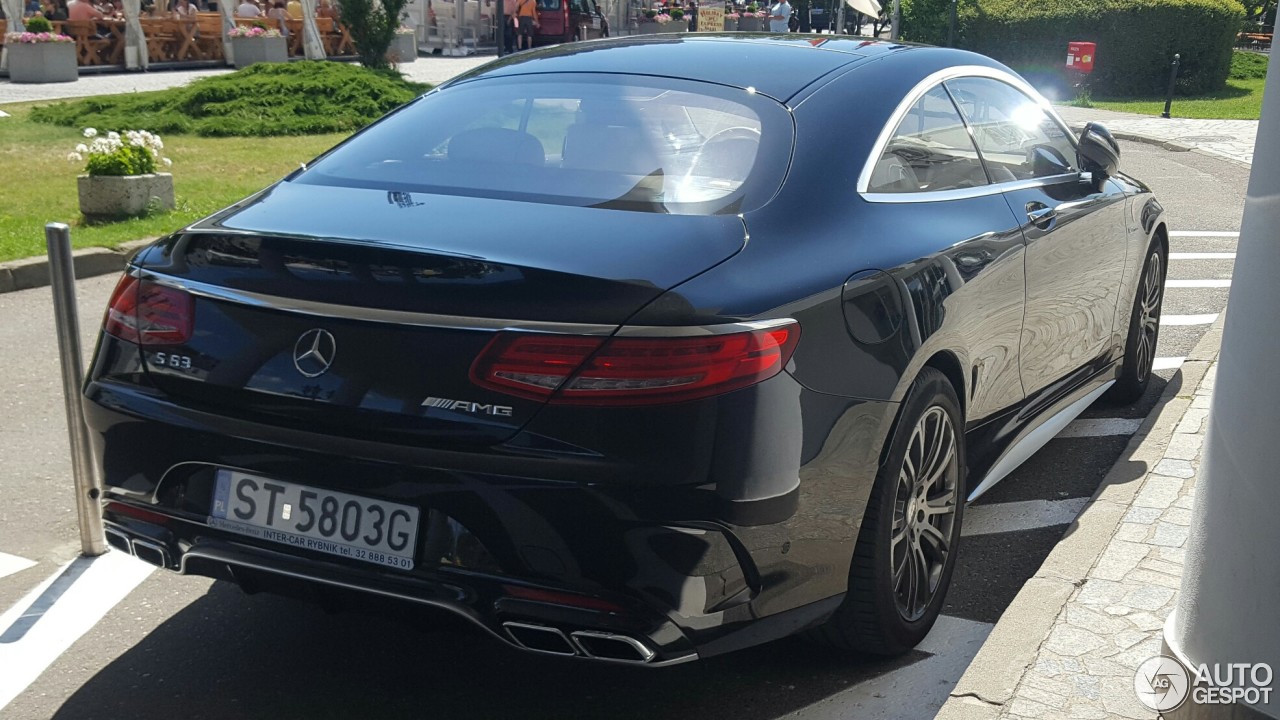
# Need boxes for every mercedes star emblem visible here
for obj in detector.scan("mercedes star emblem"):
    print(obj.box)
[293,328,337,378]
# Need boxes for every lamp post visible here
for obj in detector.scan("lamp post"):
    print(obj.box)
[1161,53,1181,119]
[1163,49,1280,720]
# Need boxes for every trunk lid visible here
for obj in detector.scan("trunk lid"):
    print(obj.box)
[131,182,746,448]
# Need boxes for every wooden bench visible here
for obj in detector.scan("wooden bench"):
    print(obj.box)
[58,20,113,65]
[194,12,224,60]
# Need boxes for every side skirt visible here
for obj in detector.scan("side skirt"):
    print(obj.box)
[965,377,1116,502]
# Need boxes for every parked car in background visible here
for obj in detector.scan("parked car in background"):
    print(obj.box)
[86,35,1165,667]
[535,0,608,44]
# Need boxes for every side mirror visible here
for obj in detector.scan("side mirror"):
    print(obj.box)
[1077,122,1120,178]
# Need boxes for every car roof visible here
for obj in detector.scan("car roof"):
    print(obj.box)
[443,34,918,102]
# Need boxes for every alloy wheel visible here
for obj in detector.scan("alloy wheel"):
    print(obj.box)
[890,406,959,622]
[1135,252,1163,384]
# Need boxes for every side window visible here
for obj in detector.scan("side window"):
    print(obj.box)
[867,85,988,194]
[945,77,1077,182]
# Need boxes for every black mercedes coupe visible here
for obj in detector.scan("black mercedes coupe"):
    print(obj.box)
[86,34,1167,666]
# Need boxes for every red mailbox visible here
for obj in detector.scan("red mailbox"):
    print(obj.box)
[1067,41,1097,73]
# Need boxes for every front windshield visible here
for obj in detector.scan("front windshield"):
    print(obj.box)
[297,75,793,215]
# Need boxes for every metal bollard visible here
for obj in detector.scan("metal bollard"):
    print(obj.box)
[45,223,107,557]
[1161,53,1181,119]
[947,0,958,47]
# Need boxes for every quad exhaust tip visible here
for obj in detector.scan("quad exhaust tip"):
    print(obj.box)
[502,622,655,664]
[104,527,132,554]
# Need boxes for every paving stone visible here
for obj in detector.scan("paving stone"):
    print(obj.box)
[1112,629,1149,650]
[1082,656,1134,677]
[1103,605,1132,616]
[1066,701,1110,719]
[1151,521,1191,547]
[1076,579,1129,607]
[1174,493,1196,510]
[1153,458,1196,479]
[1069,674,1103,701]
[1127,611,1164,632]
[1155,546,1186,564]
[1043,624,1107,657]
[1114,523,1150,542]
[1164,433,1204,461]
[1133,477,1185,509]
[1091,540,1151,581]
[1123,506,1163,524]
[1020,675,1071,709]
[1128,568,1183,591]
[1008,697,1056,719]
[1191,395,1211,409]
[1140,557,1185,576]
[1176,408,1210,435]
[1124,584,1176,611]
[1161,506,1194,526]
[1065,605,1130,636]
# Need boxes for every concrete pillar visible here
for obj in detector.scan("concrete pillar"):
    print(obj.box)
[1163,51,1280,719]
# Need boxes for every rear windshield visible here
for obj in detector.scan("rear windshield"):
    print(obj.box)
[296,74,794,215]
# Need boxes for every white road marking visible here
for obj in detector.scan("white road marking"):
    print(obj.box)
[1169,231,1239,237]
[785,615,993,720]
[1163,314,1219,326]
[1169,252,1236,260]
[1166,279,1232,288]
[0,553,37,581]
[1153,357,1186,371]
[0,551,153,712]
[1057,417,1144,438]
[962,498,1091,537]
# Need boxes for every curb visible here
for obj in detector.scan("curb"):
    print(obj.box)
[0,238,154,295]
[935,313,1227,720]
[1065,120,1253,170]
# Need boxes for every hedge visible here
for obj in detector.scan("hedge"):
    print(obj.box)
[903,0,1246,97]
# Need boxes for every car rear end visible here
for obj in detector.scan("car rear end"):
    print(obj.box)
[84,70,807,665]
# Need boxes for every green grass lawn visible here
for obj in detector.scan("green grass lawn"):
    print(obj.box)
[0,101,348,263]
[1086,77,1266,119]
[1075,51,1269,120]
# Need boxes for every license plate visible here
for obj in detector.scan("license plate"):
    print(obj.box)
[210,469,420,571]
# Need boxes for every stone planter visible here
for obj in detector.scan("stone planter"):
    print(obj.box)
[636,19,661,33]
[78,174,176,218]
[6,41,78,84]
[660,20,685,32]
[230,35,288,68]
[387,33,417,63]
[722,18,738,30]
[737,15,762,30]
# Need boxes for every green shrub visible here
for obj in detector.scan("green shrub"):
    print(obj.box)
[1230,49,1269,79]
[903,0,1246,97]
[85,144,156,177]
[670,7,685,19]
[337,0,410,70]
[25,15,54,33]
[31,62,429,137]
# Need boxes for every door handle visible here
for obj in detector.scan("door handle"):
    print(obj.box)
[1026,203,1056,229]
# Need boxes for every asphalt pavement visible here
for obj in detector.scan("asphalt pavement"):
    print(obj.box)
[0,139,1248,720]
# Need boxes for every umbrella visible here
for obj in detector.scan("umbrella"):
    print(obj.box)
[844,0,881,17]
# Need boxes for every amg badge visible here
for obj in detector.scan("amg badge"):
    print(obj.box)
[422,397,514,417]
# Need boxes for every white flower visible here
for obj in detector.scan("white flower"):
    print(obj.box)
[107,131,120,140]
[67,152,83,162]
[75,143,88,153]
[162,157,173,167]
[82,128,98,138]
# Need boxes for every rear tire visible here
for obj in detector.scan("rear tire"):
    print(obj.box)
[1107,241,1167,405]
[809,367,966,655]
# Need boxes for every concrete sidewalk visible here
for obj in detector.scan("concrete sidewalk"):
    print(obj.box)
[1056,105,1257,168]
[937,320,1223,719]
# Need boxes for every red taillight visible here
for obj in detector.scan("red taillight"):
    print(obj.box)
[103,274,193,345]
[470,322,800,406]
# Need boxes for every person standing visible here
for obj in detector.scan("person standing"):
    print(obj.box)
[767,0,789,31]
[515,0,537,50]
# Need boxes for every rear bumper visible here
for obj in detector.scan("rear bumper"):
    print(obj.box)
[84,377,880,664]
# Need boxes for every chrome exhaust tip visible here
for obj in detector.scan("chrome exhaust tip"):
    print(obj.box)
[502,622,578,656]
[104,527,133,555]
[130,539,171,569]
[570,630,656,664]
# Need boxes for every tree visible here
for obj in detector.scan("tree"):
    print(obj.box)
[336,0,411,70]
